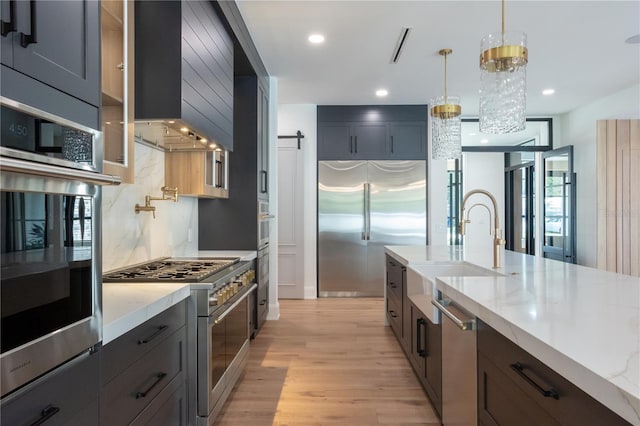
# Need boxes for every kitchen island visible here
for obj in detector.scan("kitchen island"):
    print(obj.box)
[385,245,639,425]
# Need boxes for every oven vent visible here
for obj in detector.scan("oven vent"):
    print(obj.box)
[390,27,411,64]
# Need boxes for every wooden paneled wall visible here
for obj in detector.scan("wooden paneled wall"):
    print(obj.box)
[596,120,640,276]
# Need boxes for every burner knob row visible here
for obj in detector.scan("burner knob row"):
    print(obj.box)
[208,269,256,306]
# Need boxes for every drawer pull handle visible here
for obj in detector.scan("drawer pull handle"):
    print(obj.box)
[137,325,168,344]
[1,0,16,36]
[19,0,37,47]
[389,310,397,318]
[416,318,427,358]
[30,405,60,426]
[389,282,397,288]
[510,363,559,400]
[135,372,167,399]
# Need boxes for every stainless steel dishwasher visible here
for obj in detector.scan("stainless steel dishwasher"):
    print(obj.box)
[432,294,477,426]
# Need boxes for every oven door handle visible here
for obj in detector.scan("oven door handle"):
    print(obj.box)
[212,283,257,325]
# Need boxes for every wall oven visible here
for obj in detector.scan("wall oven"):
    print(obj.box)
[258,200,272,249]
[1,97,100,173]
[0,99,119,398]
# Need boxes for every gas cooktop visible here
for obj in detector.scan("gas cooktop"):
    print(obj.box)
[102,257,239,282]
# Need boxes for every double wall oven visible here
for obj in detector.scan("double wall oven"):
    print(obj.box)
[257,201,272,331]
[103,257,257,426]
[0,98,119,400]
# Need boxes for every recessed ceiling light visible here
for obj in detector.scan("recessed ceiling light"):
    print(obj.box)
[542,88,555,95]
[376,89,388,97]
[480,139,489,144]
[468,132,477,136]
[308,34,325,44]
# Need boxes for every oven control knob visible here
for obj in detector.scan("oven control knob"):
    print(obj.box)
[209,294,218,306]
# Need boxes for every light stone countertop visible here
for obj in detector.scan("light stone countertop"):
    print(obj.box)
[384,245,640,425]
[102,283,191,345]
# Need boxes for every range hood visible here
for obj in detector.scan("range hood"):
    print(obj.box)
[134,0,234,152]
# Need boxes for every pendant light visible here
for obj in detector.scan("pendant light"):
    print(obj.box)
[431,48,462,160]
[479,0,528,134]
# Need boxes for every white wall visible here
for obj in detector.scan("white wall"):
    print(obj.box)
[268,77,281,319]
[460,152,505,250]
[555,84,640,267]
[102,142,198,271]
[277,104,318,299]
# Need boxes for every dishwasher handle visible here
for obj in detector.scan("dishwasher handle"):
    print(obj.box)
[432,298,475,331]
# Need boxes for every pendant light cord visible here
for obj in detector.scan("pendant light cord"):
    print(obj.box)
[443,52,448,102]
[501,0,505,45]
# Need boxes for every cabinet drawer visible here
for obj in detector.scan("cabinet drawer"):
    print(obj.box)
[386,273,402,302]
[386,256,403,300]
[101,327,186,426]
[131,374,187,426]
[477,320,630,426]
[103,301,186,383]
[1,352,99,426]
[478,352,560,426]
[387,293,402,337]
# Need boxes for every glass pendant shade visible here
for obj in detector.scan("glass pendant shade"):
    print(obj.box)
[479,31,528,134]
[431,95,462,160]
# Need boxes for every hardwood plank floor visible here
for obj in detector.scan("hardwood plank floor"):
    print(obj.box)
[213,298,440,426]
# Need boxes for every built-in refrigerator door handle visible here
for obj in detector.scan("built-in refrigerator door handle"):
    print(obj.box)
[362,183,367,240]
[361,183,371,240]
[364,183,371,240]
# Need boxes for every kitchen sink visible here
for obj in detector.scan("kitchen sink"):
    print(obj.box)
[406,262,503,323]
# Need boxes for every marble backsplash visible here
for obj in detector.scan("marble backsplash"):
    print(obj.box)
[102,142,198,272]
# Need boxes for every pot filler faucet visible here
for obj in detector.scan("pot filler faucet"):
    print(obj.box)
[460,189,505,269]
[135,186,179,218]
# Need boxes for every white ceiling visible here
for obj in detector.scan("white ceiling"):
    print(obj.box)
[236,0,640,118]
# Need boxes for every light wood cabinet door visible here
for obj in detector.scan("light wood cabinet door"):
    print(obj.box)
[101,0,135,183]
[596,119,640,276]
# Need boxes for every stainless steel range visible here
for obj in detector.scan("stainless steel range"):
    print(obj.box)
[103,256,257,426]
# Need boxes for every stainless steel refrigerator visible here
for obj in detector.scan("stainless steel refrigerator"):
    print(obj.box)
[318,160,427,297]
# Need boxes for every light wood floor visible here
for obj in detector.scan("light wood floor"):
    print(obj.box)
[213,298,440,426]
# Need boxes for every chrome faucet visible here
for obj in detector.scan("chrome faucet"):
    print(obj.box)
[460,189,505,269]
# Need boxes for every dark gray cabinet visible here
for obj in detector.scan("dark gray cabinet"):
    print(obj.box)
[389,122,426,159]
[317,105,427,160]
[135,0,234,151]
[0,0,100,128]
[477,320,630,426]
[386,255,411,354]
[1,0,100,106]
[317,122,388,160]
[410,302,442,418]
[386,254,442,418]
[257,79,269,200]
[385,255,403,340]
[101,302,187,426]
[0,351,100,426]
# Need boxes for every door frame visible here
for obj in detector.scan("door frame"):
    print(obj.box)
[542,145,576,263]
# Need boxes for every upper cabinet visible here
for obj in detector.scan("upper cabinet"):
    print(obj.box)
[101,0,135,183]
[257,79,269,200]
[317,105,427,161]
[134,0,234,151]
[0,0,100,129]
[318,122,387,160]
[388,122,426,159]
[165,149,229,198]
